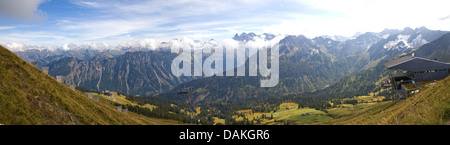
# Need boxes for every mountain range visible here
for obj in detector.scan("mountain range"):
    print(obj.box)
[45,51,200,96]
[10,27,449,103]
[156,27,449,105]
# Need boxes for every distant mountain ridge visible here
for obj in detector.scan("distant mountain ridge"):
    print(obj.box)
[233,32,276,41]
[367,27,448,62]
[15,48,123,68]
[46,51,200,96]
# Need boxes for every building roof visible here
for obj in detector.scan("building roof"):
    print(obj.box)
[384,56,450,72]
[384,56,414,68]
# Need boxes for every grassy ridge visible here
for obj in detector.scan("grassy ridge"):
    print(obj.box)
[0,45,179,125]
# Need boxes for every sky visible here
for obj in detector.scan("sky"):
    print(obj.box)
[0,0,449,47]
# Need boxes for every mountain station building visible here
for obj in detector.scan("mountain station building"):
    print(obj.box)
[384,56,450,98]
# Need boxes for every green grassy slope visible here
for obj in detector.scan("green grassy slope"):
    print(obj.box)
[329,76,450,125]
[0,45,179,125]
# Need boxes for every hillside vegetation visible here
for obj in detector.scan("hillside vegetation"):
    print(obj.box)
[328,76,450,125]
[0,45,179,125]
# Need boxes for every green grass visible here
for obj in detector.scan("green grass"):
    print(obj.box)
[321,101,396,124]
[270,108,332,125]
[327,76,450,125]
[232,102,334,125]
[279,102,298,111]
[327,102,380,118]
[0,45,179,125]
[213,117,225,125]
[142,104,158,111]
[89,92,158,111]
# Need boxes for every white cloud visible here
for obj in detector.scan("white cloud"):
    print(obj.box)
[245,34,285,50]
[439,15,450,21]
[2,33,286,54]
[0,0,47,22]
[55,15,171,41]
[2,0,450,46]
[52,0,279,42]
[2,42,60,52]
[263,0,450,37]
[0,26,15,30]
[3,42,26,52]
[116,39,163,51]
[108,0,266,18]
[72,1,100,8]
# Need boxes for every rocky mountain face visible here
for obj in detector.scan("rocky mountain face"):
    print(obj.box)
[367,27,448,62]
[46,51,199,96]
[340,32,382,57]
[413,32,450,62]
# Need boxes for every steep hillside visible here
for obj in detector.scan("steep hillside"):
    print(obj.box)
[330,76,450,125]
[312,63,389,98]
[414,32,450,62]
[0,45,179,125]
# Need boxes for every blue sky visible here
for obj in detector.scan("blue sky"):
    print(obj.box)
[0,0,449,46]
